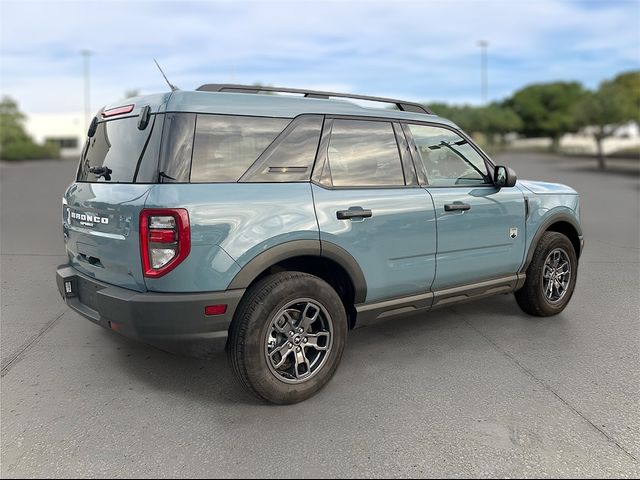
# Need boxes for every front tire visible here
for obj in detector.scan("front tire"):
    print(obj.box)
[228,272,347,404]
[515,231,578,316]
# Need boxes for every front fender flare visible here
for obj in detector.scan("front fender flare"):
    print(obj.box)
[521,212,583,273]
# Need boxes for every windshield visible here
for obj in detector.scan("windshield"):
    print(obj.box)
[77,114,163,183]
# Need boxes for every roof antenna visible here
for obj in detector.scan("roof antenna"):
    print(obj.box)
[154,58,179,92]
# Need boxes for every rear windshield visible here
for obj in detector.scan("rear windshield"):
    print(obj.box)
[77,114,163,183]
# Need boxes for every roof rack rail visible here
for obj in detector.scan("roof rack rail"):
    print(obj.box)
[195,84,432,115]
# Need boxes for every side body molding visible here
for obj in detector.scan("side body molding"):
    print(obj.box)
[227,239,368,303]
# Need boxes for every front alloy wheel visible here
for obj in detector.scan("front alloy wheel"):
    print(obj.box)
[515,231,578,316]
[541,247,572,304]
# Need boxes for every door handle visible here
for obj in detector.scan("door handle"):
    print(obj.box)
[337,207,373,220]
[444,203,471,212]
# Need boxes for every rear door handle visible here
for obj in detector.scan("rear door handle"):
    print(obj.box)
[337,207,373,220]
[444,203,471,212]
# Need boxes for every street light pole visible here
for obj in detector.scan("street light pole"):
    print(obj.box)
[80,49,92,127]
[477,40,489,105]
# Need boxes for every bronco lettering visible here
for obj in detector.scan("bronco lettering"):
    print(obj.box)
[70,211,109,225]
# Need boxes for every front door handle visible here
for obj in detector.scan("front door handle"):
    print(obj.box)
[444,202,471,212]
[337,207,373,220]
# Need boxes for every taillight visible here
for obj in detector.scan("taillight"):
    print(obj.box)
[140,209,191,278]
[102,104,134,118]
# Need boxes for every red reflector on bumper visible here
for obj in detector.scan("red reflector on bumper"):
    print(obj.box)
[205,304,227,316]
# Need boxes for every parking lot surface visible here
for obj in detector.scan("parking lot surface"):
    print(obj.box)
[1,152,638,478]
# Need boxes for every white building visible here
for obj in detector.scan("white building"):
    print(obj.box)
[24,112,87,158]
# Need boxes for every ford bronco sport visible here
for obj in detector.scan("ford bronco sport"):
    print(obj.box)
[56,84,583,404]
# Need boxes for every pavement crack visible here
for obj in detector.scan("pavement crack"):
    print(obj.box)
[1,308,68,377]
[452,307,639,464]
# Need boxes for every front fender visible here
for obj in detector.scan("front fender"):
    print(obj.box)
[521,198,582,272]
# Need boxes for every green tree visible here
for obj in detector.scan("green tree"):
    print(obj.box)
[0,96,31,147]
[508,82,586,150]
[608,71,640,123]
[428,102,457,120]
[429,102,522,147]
[476,103,523,146]
[0,96,59,161]
[429,103,483,134]
[574,74,638,169]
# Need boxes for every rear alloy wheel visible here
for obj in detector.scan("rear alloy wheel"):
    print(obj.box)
[265,299,334,383]
[515,231,578,316]
[228,272,347,404]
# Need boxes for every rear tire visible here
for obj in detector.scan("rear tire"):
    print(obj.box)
[228,271,347,404]
[515,231,578,316]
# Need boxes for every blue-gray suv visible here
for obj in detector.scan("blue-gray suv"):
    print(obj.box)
[56,84,584,404]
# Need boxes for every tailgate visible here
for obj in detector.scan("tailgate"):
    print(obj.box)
[63,183,151,291]
[64,96,169,292]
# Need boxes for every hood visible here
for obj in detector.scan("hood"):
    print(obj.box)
[517,180,578,195]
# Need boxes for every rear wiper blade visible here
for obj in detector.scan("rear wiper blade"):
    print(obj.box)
[89,165,112,181]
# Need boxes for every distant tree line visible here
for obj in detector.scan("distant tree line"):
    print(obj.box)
[1,72,638,166]
[428,71,640,169]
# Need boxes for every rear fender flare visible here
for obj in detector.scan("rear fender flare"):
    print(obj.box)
[227,240,367,303]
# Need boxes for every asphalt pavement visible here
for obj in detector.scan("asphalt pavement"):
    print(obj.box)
[1,152,638,478]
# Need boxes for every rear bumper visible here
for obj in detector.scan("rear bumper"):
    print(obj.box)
[56,264,244,355]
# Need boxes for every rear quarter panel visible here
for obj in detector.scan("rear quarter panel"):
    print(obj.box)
[143,183,319,292]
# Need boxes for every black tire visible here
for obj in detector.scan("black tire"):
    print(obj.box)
[515,231,578,316]
[227,271,347,404]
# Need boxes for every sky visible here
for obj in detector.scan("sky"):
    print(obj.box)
[1,0,639,115]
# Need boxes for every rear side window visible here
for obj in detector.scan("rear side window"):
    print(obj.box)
[190,115,289,182]
[241,115,323,182]
[77,114,162,183]
[406,124,489,186]
[326,119,405,187]
[158,113,195,183]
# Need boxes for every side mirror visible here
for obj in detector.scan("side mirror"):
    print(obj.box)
[494,165,517,188]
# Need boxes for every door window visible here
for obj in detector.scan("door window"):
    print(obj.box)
[326,119,405,187]
[407,124,489,186]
